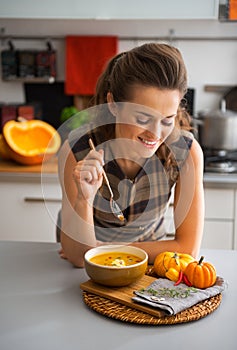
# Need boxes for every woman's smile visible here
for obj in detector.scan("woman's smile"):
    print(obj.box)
[111,86,180,155]
[137,136,161,149]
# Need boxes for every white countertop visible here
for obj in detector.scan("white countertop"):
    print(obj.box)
[204,172,237,188]
[0,241,236,350]
[1,159,237,188]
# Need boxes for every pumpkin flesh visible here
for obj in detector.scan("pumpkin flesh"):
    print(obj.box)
[11,126,54,153]
[3,120,61,165]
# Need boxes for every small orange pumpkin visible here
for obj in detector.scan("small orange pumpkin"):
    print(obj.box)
[153,251,194,280]
[184,256,217,289]
[3,119,61,165]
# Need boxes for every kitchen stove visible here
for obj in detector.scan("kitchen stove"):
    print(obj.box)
[204,149,237,174]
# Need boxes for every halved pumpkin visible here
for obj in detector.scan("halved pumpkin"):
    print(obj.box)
[3,119,61,165]
[0,134,11,160]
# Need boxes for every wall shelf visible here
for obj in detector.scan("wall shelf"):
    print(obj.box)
[204,85,236,93]
[1,34,237,44]
[2,77,56,83]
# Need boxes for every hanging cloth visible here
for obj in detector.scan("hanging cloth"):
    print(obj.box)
[65,36,118,96]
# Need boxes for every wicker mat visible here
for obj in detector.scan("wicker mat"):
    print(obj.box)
[82,291,222,325]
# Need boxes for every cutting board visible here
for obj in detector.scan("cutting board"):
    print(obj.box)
[80,275,166,318]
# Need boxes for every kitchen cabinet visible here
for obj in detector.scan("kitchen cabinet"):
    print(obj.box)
[0,172,61,242]
[0,0,219,20]
[202,221,233,249]
[202,188,234,249]
[235,191,237,249]
[164,186,237,250]
[1,157,237,249]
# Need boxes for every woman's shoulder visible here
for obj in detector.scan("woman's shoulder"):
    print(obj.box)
[167,129,194,157]
[179,129,194,148]
[189,137,204,167]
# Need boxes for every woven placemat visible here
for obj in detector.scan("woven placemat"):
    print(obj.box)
[82,291,222,325]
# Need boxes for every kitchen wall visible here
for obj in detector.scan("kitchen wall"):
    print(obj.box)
[0,16,236,117]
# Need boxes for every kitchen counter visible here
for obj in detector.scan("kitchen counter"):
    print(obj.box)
[0,157,58,182]
[204,172,237,189]
[0,157,58,174]
[1,158,237,188]
[0,241,236,350]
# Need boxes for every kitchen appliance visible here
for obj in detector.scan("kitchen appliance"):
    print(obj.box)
[204,149,237,173]
[198,99,237,151]
[195,87,237,173]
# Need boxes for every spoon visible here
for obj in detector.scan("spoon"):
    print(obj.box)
[88,138,125,222]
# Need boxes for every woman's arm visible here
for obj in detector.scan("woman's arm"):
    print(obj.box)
[132,139,204,263]
[58,140,104,267]
[172,138,204,257]
[59,138,204,267]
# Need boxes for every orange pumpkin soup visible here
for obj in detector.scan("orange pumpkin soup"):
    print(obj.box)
[90,252,142,267]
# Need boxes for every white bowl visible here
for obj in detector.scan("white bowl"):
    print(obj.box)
[84,245,148,287]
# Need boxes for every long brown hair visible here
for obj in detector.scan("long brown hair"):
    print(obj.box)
[90,43,192,178]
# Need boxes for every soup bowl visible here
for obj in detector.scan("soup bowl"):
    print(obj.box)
[84,245,148,287]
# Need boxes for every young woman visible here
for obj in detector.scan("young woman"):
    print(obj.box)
[58,43,204,267]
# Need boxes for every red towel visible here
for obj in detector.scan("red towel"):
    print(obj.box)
[229,0,237,20]
[65,36,118,96]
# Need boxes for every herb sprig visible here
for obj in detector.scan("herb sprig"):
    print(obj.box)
[138,286,198,299]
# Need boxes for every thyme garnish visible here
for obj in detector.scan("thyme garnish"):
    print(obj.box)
[138,286,198,299]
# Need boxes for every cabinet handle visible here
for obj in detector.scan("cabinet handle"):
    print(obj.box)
[24,197,61,203]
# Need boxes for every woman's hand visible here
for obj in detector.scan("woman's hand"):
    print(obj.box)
[58,247,67,260]
[72,148,104,204]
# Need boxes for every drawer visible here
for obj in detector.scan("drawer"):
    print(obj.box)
[204,188,234,219]
[0,180,61,242]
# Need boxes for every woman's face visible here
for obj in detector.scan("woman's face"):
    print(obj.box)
[108,86,181,159]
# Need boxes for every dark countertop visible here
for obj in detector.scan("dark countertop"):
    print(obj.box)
[0,241,236,350]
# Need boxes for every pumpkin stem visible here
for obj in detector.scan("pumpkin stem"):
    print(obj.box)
[173,252,179,265]
[17,117,27,123]
[198,256,205,265]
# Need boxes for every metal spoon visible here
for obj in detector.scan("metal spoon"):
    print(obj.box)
[88,138,125,222]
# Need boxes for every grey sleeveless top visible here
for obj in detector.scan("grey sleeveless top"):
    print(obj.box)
[68,123,194,243]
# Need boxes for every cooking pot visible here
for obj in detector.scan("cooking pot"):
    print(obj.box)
[197,100,237,151]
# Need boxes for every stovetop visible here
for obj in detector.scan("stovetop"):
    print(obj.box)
[204,150,237,174]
